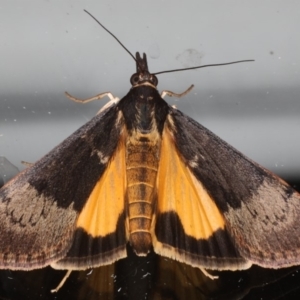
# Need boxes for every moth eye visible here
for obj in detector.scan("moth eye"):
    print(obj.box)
[150,75,158,86]
[130,74,140,85]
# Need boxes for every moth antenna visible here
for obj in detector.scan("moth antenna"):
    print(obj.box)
[83,10,139,67]
[153,60,254,75]
[83,10,254,77]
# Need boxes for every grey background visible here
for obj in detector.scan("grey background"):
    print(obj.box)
[0,1,300,178]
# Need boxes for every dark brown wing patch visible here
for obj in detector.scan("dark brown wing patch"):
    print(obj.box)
[53,131,128,269]
[168,107,300,269]
[153,126,248,270]
[0,106,122,270]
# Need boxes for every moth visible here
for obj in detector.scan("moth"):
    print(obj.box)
[1,11,300,290]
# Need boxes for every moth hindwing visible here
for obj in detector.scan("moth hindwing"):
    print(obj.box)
[1,52,300,278]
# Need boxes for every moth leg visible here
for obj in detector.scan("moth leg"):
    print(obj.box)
[21,161,34,167]
[65,91,120,113]
[65,91,118,104]
[160,84,194,99]
[200,267,219,280]
[51,269,72,293]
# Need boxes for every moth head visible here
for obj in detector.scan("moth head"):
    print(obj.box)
[130,52,158,87]
[130,71,158,87]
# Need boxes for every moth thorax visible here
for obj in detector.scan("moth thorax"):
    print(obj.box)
[125,134,161,255]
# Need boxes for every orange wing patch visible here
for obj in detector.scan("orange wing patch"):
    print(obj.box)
[76,134,127,238]
[155,127,225,240]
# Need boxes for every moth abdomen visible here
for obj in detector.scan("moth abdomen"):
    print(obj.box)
[127,199,153,255]
[126,139,160,255]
